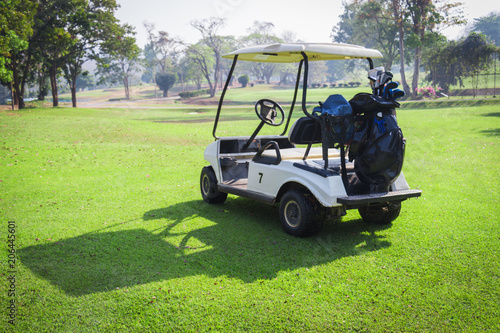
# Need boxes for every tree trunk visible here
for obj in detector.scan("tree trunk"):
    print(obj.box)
[397,33,411,96]
[37,69,47,101]
[211,53,220,97]
[384,60,393,72]
[71,85,77,107]
[392,0,411,96]
[10,53,25,109]
[10,82,15,111]
[207,77,214,97]
[411,46,421,99]
[49,66,59,107]
[123,76,130,100]
[70,70,78,108]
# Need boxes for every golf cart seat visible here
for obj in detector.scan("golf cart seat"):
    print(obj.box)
[287,116,343,159]
[254,117,341,164]
[288,116,321,145]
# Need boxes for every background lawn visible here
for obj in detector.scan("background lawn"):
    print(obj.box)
[1,103,499,332]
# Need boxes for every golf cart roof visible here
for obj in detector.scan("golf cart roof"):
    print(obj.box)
[222,43,383,63]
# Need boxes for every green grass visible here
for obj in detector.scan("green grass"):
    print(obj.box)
[1,104,499,332]
[218,84,370,104]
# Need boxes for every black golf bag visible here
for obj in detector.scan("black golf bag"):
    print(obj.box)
[348,90,406,193]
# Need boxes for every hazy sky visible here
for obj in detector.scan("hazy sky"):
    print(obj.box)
[115,0,498,48]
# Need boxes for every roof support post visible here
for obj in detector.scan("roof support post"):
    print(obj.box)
[300,52,314,118]
[280,59,304,136]
[213,55,238,140]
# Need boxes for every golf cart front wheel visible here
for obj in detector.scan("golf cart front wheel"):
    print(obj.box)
[358,201,401,225]
[279,190,321,237]
[200,166,227,204]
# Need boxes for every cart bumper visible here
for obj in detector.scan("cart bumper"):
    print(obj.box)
[337,189,422,207]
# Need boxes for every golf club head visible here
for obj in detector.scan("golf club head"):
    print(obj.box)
[382,72,393,86]
[392,89,405,101]
[383,82,398,99]
[376,72,394,96]
[368,67,385,94]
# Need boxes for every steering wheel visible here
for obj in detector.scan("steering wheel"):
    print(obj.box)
[241,99,285,151]
[255,99,285,126]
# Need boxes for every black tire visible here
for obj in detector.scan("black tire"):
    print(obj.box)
[200,166,227,204]
[358,201,401,225]
[279,190,321,237]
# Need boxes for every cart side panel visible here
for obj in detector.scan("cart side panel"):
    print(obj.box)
[247,160,346,207]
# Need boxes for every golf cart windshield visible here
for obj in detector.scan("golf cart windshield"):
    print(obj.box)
[213,43,383,140]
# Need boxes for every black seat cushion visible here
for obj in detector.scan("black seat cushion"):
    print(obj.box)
[288,117,321,145]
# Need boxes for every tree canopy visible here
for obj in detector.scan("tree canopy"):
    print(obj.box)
[424,32,497,95]
[155,72,177,97]
[1,1,497,107]
[472,12,500,46]
[332,0,466,97]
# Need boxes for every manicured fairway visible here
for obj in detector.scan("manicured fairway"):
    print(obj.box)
[1,103,499,332]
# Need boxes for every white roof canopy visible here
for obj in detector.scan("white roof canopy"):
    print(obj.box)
[222,43,383,63]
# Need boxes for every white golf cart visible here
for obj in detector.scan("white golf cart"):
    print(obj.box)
[200,43,421,237]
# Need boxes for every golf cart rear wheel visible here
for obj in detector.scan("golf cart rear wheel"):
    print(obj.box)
[358,201,401,225]
[200,166,227,204]
[279,190,321,237]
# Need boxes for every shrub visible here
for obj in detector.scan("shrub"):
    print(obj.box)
[155,73,177,97]
[330,83,336,88]
[323,84,328,88]
[416,86,442,99]
[348,82,356,87]
[238,75,250,87]
[178,89,210,99]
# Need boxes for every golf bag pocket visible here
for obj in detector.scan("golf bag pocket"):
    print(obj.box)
[354,114,405,191]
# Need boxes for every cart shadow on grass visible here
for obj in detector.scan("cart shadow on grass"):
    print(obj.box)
[18,198,391,296]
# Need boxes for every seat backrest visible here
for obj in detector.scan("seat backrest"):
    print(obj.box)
[288,117,321,145]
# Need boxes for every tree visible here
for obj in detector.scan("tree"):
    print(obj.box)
[423,37,460,92]
[472,12,500,46]
[238,74,249,87]
[331,1,357,44]
[26,0,86,107]
[331,0,411,92]
[186,43,216,95]
[459,32,497,97]
[143,22,183,98]
[97,24,141,100]
[144,22,182,73]
[0,0,37,109]
[332,0,400,71]
[405,0,465,98]
[332,0,465,97]
[62,0,121,107]
[391,0,412,95]
[155,72,177,97]
[44,27,75,107]
[0,0,35,81]
[424,32,497,96]
[190,17,225,97]
[239,21,282,84]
